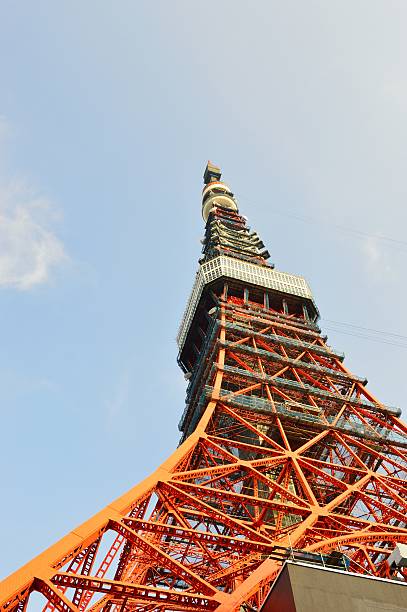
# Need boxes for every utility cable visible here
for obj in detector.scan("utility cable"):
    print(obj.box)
[235,195,407,347]
[322,323,407,350]
[237,195,407,251]
[323,319,407,341]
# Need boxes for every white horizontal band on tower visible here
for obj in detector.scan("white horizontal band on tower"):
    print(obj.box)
[202,181,232,197]
[177,255,316,349]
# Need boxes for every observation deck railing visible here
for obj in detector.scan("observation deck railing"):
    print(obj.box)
[220,340,366,386]
[193,386,407,447]
[224,321,345,361]
[220,364,400,417]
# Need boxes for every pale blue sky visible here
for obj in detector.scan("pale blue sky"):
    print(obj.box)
[1,1,407,577]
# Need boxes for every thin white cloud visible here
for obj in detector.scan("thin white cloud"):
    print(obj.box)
[0,116,9,140]
[360,236,398,284]
[0,120,66,290]
[362,236,381,266]
[105,368,130,424]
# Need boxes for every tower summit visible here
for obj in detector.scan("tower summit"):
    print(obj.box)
[202,161,238,221]
[1,164,407,611]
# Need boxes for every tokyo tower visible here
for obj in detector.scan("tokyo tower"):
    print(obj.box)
[1,163,407,611]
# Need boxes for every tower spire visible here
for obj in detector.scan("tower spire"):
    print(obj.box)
[203,160,222,184]
[202,161,238,221]
[201,162,270,266]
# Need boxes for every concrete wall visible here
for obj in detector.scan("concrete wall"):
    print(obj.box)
[261,562,407,611]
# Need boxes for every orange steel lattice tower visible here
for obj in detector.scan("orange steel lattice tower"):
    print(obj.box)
[1,163,407,611]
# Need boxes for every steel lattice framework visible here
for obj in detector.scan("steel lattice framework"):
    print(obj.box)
[1,163,406,611]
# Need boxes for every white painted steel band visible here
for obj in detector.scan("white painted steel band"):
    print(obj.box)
[202,182,232,197]
[177,255,315,349]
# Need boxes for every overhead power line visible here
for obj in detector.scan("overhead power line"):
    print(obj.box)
[324,319,407,341]
[322,319,407,349]
[238,195,407,251]
[236,195,407,348]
